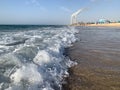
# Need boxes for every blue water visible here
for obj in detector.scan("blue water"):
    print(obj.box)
[0,25,77,90]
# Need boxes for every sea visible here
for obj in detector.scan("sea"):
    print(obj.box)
[0,25,77,90]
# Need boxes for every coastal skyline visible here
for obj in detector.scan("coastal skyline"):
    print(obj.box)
[0,0,120,25]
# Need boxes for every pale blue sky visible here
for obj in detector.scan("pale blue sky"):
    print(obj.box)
[0,0,120,25]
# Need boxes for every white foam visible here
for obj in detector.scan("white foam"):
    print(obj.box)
[33,50,51,65]
[10,64,43,84]
[0,26,77,90]
[0,54,21,67]
[8,64,43,90]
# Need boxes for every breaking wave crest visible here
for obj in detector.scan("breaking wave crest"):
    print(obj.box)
[0,26,77,90]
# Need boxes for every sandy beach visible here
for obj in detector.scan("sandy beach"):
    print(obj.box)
[87,23,120,27]
[63,26,120,90]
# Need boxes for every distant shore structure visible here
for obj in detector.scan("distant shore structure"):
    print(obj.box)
[70,9,120,27]
[70,17,120,27]
[96,19,110,24]
[71,8,84,25]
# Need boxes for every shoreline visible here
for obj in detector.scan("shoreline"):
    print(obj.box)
[62,27,120,90]
[87,23,120,27]
[72,23,120,27]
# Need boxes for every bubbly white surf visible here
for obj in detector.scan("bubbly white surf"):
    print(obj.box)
[0,26,77,90]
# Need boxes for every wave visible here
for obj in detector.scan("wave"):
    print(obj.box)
[0,26,77,90]
[0,38,28,46]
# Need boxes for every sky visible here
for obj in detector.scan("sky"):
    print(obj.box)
[0,0,120,25]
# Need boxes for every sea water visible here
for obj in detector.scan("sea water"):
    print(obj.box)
[0,25,77,90]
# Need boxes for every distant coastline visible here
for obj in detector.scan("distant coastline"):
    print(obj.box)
[87,23,120,27]
[71,23,120,27]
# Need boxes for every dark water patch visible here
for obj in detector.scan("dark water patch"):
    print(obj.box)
[0,74,10,83]
[4,38,28,46]
[0,25,66,32]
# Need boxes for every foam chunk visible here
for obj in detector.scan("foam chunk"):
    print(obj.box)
[33,50,51,65]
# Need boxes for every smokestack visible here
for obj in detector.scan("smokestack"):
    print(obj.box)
[71,8,85,25]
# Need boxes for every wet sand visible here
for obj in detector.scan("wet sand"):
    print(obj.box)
[63,27,120,90]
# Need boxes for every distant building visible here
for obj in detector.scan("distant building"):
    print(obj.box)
[96,19,110,24]
[78,22,85,26]
[86,22,95,24]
